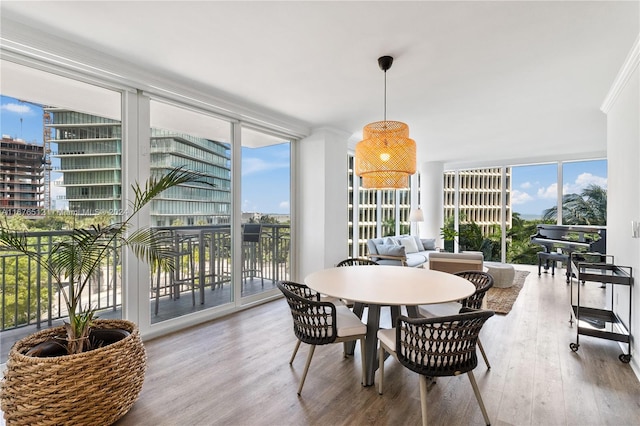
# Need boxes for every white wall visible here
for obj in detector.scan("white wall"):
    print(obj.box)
[603,34,640,377]
[418,161,444,243]
[297,129,350,281]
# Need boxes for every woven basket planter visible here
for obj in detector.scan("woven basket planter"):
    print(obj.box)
[1,319,147,426]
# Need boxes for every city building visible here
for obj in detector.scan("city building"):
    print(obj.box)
[348,156,411,257]
[47,108,231,224]
[0,135,44,215]
[444,168,512,235]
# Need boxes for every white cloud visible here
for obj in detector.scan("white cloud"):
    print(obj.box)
[1,103,33,115]
[566,172,607,193]
[279,201,289,210]
[537,182,558,199]
[520,181,532,189]
[242,199,257,212]
[534,173,607,201]
[242,157,288,176]
[511,189,533,205]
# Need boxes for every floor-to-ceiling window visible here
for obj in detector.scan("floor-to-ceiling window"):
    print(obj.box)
[443,168,508,261]
[444,159,607,265]
[510,163,558,264]
[240,127,291,299]
[148,99,233,323]
[0,57,297,362]
[348,155,411,258]
[0,60,124,360]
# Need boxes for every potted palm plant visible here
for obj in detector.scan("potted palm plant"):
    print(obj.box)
[0,167,208,426]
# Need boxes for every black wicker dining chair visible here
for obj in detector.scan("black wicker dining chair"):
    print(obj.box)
[377,309,495,426]
[277,281,367,395]
[336,257,379,267]
[418,270,494,368]
[280,280,326,364]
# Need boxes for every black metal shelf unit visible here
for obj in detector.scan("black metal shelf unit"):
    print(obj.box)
[569,254,633,363]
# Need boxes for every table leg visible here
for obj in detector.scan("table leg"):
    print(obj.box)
[363,304,381,386]
[406,305,420,317]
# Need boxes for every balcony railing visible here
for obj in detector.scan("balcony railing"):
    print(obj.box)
[0,224,290,332]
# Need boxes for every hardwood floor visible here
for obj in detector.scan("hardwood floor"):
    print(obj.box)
[109,264,639,426]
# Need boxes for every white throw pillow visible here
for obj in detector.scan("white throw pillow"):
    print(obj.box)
[399,237,419,254]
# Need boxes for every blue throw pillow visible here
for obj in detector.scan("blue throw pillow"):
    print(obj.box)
[375,244,406,257]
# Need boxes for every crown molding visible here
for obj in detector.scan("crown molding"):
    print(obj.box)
[601,33,640,114]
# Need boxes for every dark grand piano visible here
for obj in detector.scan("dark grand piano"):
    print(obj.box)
[530,224,607,282]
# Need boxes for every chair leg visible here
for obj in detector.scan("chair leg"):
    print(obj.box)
[467,370,491,426]
[418,374,429,426]
[359,337,366,387]
[298,344,316,396]
[477,338,491,369]
[289,339,301,364]
[377,345,385,394]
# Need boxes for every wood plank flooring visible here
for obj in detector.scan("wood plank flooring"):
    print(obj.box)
[108,264,638,425]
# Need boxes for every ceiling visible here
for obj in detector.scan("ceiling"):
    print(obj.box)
[1,1,638,165]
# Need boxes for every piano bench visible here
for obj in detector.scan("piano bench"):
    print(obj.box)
[537,252,569,277]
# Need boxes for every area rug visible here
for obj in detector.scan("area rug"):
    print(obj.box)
[486,270,530,315]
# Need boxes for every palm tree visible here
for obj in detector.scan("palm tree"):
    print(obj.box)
[0,167,210,354]
[542,184,607,225]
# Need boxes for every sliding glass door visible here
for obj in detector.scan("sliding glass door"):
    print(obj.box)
[240,127,291,299]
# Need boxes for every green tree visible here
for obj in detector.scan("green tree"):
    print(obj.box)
[506,212,544,264]
[0,256,48,329]
[542,184,607,225]
[382,217,409,237]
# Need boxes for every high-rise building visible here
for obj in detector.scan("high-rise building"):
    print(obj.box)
[444,168,512,235]
[0,135,44,215]
[48,107,122,215]
[149,129,231,226]
[47,108,231,224]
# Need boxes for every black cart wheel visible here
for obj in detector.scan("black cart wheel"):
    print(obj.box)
[619,354,631,363]
[570,343,579,352]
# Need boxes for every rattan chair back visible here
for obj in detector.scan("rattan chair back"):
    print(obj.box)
[395,309,494,377]
[336,257,379,267]
[279,280,320,301]
[277,281,338,346]
[454,271,494,310]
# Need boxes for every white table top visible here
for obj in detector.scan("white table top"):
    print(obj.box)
[304,265,475,306]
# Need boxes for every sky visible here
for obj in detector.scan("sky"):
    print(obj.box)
[511,160,607,217]
[1,95,291,214]
[1,95,606,217]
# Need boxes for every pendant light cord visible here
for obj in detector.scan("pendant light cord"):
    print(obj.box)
[383,69,387,122]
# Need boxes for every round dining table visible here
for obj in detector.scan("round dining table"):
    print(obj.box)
[304,265,475,386]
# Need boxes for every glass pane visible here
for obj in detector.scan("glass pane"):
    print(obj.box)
[358,183,377,257]
[1,84,122,363]
[352,171,411,257]
[444,168,504,260]
[561,160,607,225]
[509,163,558,264]
[240,127,291,298]
[149,100,232,323]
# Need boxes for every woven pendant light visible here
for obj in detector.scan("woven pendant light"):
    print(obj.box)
[356,56,416,189]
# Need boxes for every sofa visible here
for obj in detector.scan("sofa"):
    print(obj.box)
[427,251,484,274]
[367,235,439,267]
